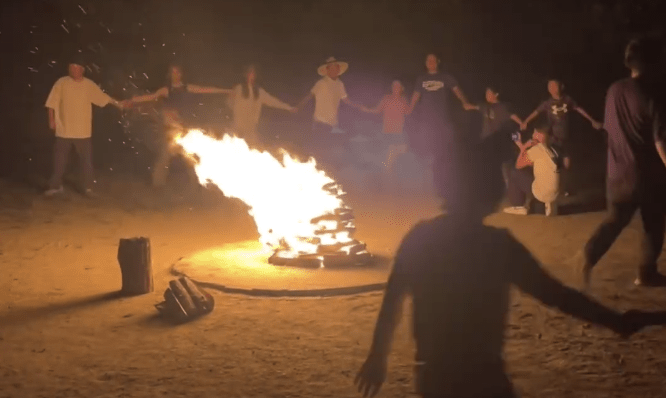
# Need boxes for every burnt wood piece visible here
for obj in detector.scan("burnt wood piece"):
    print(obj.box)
[157,288,189,324]
[268,252,293,265]
[322,254,354,268]
[311,212,354,225]
[117,237,154,296]
[314,225,357,235]
[179,277,214,314]
[317,240,359,254]
[348,242,367,255]
[169,279,199,317]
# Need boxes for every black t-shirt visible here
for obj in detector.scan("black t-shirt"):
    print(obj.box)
[414,72,459,128]
[479,102,512,140]
[604,76,666,201]
[536,95,577,140]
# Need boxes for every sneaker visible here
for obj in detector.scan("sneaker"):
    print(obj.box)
[545,202,558,217]
[44,186,64,197]
[503,206,528,215]
[634,273,666,287]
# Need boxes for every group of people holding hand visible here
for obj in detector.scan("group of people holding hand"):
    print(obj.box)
[42,37,666,398]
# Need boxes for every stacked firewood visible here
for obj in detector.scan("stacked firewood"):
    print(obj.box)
[268,182,372,269]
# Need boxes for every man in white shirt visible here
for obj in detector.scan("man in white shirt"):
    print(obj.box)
[44,54,125,197]
[296,57,363,166]
[504,125,561,216]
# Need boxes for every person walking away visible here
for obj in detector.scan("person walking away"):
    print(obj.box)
[360,80,411,181]
[503,126,560,216]
[295,57,364,169]
[228,65,296,149]
[44,53,127,197]
[580,37,666,288]
[354,138,664,398]
[128,64,231,187]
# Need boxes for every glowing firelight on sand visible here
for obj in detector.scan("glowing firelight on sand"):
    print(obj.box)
[175,129,354,259]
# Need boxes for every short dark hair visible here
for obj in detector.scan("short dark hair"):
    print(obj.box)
[625,36,663,70]
[433,140,505,218]
[534,125,551,135]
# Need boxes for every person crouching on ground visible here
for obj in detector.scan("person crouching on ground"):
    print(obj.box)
[354,139,664,398]
[504,125,560,216]
[44,53,127,197]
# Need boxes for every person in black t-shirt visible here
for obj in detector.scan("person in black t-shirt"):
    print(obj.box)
[580,37,666,288]
[467,86,523,185]
[354,138,664,398]
[128,65,231,187]
[468,86,523,142]
[522,80,602,169]
[408,53,474,162]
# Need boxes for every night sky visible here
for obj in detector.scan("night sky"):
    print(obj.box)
[0,0,663,183]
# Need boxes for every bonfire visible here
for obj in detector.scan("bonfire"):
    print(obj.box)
[175,129,372,268]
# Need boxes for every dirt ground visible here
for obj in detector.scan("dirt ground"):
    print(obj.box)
[2,174,666,398]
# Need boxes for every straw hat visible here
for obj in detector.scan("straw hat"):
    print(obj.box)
[317,56,349,76]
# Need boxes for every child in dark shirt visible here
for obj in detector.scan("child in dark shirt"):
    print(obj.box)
[522,79,602,170]
[355,139,663,398]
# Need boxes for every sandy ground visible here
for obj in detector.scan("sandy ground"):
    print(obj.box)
[2,174,666,398]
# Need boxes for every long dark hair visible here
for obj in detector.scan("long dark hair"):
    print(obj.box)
[241,64,260,99]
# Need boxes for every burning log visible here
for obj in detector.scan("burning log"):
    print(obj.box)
[270,181,372,269]
[117,237,153,296]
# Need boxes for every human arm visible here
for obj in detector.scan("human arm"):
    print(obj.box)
[360,97,386,114]
[521,108,541,131]
[130,87,168,103]
[574,105,603,130]
[452,86,475,110]
[89,82,125,109]
[515,144,534,169]
[510,114,523,126]
[355,232,415,398]
[48,108,56,130]
[508,238,628,335]
[355,264,408,398]
[294,93,314,111]
[45,78,63,130]
[187,84,233,95]
[653,101,666,168]
[408,91,420,114]
[259,88,294,112]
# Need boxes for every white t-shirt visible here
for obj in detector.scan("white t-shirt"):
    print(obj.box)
[45,76,113,139]
[527,143,560,204]
[311,76,347,127]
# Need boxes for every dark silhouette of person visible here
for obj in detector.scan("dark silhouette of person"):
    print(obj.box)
[355,138,666,398]
[581,37,666,287]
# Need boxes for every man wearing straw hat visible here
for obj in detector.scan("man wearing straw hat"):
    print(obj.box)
[296,56,364,167]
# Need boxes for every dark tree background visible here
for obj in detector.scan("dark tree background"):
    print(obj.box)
[0,0,663,185]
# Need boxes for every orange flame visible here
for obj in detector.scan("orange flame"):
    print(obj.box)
[175,129,353,258]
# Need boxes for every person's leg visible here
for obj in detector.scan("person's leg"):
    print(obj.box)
[507,168,533,207]
[582,201,637,284]
[152,139,173,187]
[48,138,72,190]
[637,190,666,281]
[73,138,94,191]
